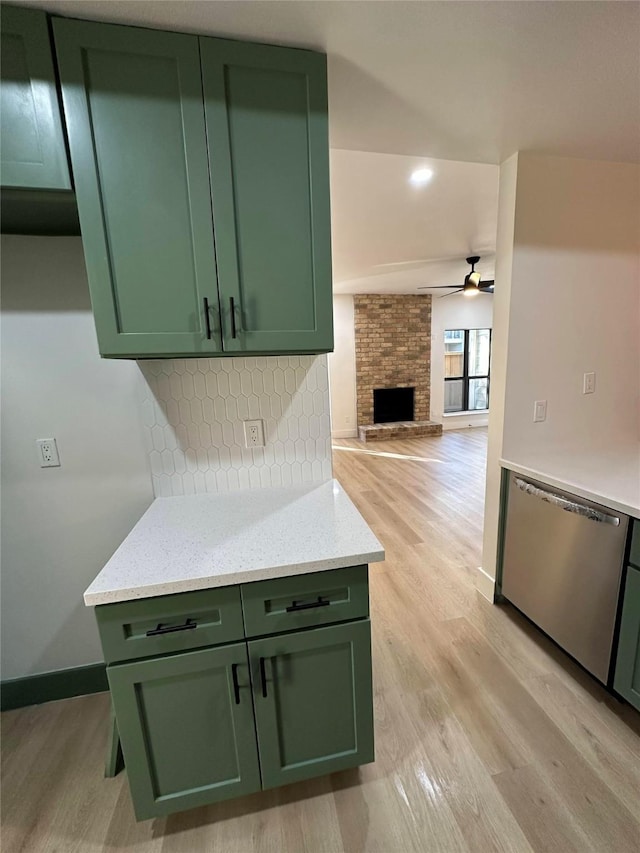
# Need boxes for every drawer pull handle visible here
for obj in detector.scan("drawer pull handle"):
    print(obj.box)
[146,618,197,637]
[231,663,241,705]
[286,596,330,613]
[259,656,268,698]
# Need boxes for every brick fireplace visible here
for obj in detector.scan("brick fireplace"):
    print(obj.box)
[354,294,442,441]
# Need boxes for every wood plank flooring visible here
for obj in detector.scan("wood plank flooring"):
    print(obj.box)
[2,428,639,852]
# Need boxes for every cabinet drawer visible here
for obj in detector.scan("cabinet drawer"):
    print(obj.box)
[241,565,368,638]
[629,520,640,569]
[96,586,244,664]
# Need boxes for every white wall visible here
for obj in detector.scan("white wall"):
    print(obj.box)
[1,237,154,680]
[481,154,640,590]
[430,292,493,429]
[327,294,358,438]
[139,355,332,495]
[503,155,640,460]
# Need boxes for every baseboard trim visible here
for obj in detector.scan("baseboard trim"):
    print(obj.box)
[332,428,358,439]
[1,663,108,711]
[475,566,496,602]
[442,418,489,431]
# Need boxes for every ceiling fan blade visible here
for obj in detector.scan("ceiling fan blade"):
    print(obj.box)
[439,289,463,298]
[417,285,460,290]
[373,259,433,269]
[479,280,495,290]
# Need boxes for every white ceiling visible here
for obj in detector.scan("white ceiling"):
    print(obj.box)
[18,0,640,165]
[330,150,498,294]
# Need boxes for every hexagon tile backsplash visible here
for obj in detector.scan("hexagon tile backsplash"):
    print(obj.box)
[138,355,333,497]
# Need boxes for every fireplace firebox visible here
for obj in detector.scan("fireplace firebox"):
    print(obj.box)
[373,387,415,424]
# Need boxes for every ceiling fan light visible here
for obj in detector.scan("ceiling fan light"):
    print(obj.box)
[463,276,479,297]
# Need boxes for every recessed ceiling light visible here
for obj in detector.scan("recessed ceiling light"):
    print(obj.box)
[409,167,433,187]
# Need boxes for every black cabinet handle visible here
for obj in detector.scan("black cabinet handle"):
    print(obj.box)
[285,596,330,613]
[259,656,268,698]
[230,297,237,338]
[203,297,212,340]
[146,618,197,637]
[231,663,241,705]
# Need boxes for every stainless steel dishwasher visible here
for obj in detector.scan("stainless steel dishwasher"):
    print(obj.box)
[501,472,629,683]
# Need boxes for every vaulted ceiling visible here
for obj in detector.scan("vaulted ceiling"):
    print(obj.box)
[330,151,498,293]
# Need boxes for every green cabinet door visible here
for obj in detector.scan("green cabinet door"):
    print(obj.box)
[249,619,374,789]
[614,565,640,712]
[53,19,222,358]
[107,643,261,820]
[1,6,71,189]
[201,38,333,353]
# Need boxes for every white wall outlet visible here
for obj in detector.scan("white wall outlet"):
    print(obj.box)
[533,400,547,423]
[243,420,265,448]
[36,438,60,467]
[583,372,596,394]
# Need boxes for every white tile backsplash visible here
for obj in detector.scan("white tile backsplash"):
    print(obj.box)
[138,355,332,497]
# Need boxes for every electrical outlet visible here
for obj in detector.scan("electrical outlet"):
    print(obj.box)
[36,438,60,467]
[243,420,265,448]
[583,372,596,394]
[533,400,547,423]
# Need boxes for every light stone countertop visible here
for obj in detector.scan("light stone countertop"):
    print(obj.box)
[84,480,385,606]
[501,446,640,519]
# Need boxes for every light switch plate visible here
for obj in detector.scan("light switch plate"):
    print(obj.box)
[533,400,547,423]
[583,372,596,394]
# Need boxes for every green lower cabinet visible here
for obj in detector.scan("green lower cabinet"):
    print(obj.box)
[250,620,374,789]
[614,565,640,712]
[107,643,261,820]
[100,571,375,820]
[629,520,640,570]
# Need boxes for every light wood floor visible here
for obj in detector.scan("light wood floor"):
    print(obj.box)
[2,429,639,852]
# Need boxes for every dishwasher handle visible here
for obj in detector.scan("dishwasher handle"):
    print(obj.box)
[514,477,620,526]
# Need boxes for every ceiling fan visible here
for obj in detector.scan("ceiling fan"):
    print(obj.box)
[418,256,494,297]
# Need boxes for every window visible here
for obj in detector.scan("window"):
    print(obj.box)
[444,328,491,413]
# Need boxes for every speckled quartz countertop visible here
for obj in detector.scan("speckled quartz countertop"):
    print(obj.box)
[84,480,385,606]
[501,447,640,518]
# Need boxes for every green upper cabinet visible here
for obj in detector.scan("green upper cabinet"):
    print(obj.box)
[53,19,222,357]
[1,5,71,190]
[53,17,333,358]
[107,643,261,821]
[200,38,333,354]
[249,620,374,790]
